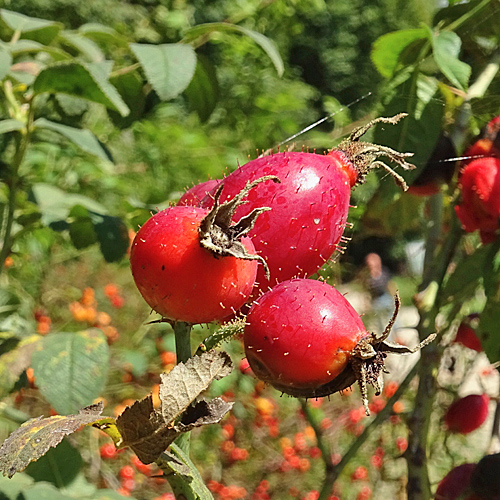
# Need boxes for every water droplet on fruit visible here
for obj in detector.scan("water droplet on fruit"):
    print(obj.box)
[313,218,320,225]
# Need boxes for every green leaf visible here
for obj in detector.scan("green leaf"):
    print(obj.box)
[59,32,105,63]
[0,47,12,80]
[68,206,98,250]
[442,244,490,300]
[109,70,146,128]
[0,119,24,135]
[21,483,75,500]
[130,43,197,101]
[478,295,500,363]
[184,54,218,122]
[429,30,471,91]
[374,71,444,187]
[8,39,70,60]
[93,214,129,262]
[371,28,428,78]
[33,61,129,117]
[160,443,214,500]
[31,330,109,415]
[78,23,128,48]
[183,22,284,76]
[30,183,107,225]
[33,118,110,161]
[0,9,62,45]
[25,439,82,487]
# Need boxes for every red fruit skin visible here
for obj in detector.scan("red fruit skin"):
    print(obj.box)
[444,394,490,434]
[244,278,368,389]
[130,206,258,323]
[455,157,500,244]
[462,115,500,166]
[435,463,478,500]
[454,315,482,352]
[178,179,221,207]
[201,151,356,293]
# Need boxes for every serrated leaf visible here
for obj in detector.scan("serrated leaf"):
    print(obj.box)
[59,32,105,63]
[0,402,103,478]
[160,350,232,424]
[429,30,470,91]
[371,28,428,78]
[158,443,214,500]
[0,9,62,45]
[185,54,218,122]
[33,61,129,117]
[0,119,24,135]
[34,118,109,161]
[31,330,109,415]
[115,395,178,464]
[0,47,12,80]
[183,22,284,76]
[130,43,196,101]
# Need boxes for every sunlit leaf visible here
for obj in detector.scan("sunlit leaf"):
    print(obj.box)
[0,9,62,45]
[183,22,284,76]
[0,119,24,135]
[0,402,103,477]
[130,43,196,101]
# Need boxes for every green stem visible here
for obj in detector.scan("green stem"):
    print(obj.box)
[0,94,35,277]
[446,0,493,33]
[173,321,193,455]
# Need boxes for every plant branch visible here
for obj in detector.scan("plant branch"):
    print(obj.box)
[173,320,193,455]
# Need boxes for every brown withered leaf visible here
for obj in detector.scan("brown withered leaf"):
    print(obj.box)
[0,402,103,478]
[116,395,178,465]
[116,351,233,464]
[160,350,232,424]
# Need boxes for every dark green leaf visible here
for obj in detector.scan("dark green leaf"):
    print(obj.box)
[374,71,444,188]
[78,23,128,48]
[442,244,490,300]
[478,295,500,363]
[159,443,214,500]
[183,22,284,76]
[371,28,428,78]
[0,120,24,135]
[185,54,218,122]
[93,214,129,262]
[109,70,146,128]
[31,331,109,415]
[33,61,129,117]
[130,43,196,101]
[25,439,82,487]
[0,9,62,45]
[0,471,33,499]
[68,205,98,250]
[0,47,12,80]
[429,30,470,91]
[34,118,110,161]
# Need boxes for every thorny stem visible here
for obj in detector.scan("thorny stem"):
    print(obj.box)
[406,208,463,499]
[173,321,193,455]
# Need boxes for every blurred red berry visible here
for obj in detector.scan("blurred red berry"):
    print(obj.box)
[119,465,135,480]
[455,157,500,243]
[99,443,117,460]
[351,465,369,481]
[396,437,408,453]
[357,486,372,500]
[435,463,477,500]
[444,394,490,434]
[454,314,482,352]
